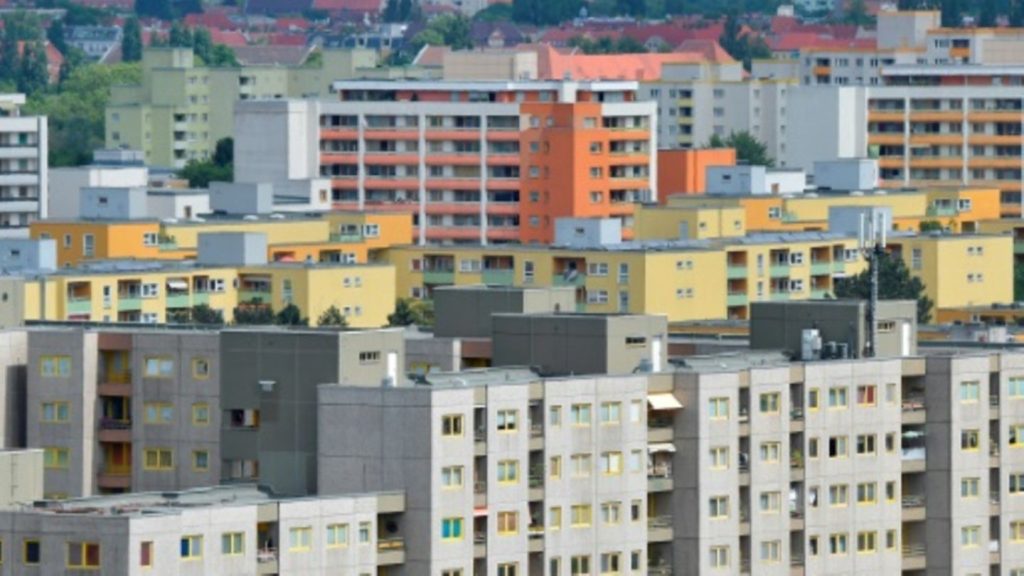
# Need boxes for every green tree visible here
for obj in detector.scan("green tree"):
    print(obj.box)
[942,0,964,27]
[213,137,233,166]
[709,131,774,167]
[47,19,67,55]
[1011,0,1024,26]
[1,29,21,85]
[843,0,874,25]
[1015,265,1024,302]
[979,0,999,26]
[3,13,43,42]
[275,304,306,326]
[834,252,935,323]
[189,304,224,325]
[473,3,514,21]
[122,18,143,63]
[232,300,274,324]
[206,44,238,67]
[513,0,583,25]
[388,298,431,327]
[192,27,212,63]
[411,14,473,52]
[136,0,174,20]
[178,137,233,187]
[317,306,349,327]
[919,220,944,232]
[26,62,142,166]
[168,22,193,48]
[18,40,49,95]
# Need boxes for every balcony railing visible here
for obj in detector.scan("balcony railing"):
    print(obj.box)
[99,418,131,430]
[378,537,404,552]
[257,549,277,564]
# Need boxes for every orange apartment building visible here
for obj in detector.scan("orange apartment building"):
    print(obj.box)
[248,81,657,245]
[656,148,736,200]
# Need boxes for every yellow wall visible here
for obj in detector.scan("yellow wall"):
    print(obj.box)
[31,221,165,267]
[633,205,747,240]
[163,219,332,250]
[891,234,1013,310]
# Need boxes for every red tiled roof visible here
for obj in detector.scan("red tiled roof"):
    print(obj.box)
[69,0,133,8]
[675,39,734,63]
[312,0,384,12]
[536,43,714,81]
[17,41,63,84]
[413,45,448,67]
[275,17,310,31]
[269,33,307,46]
[184,12,238,30]
[209,28,248,47]
[768,33,876,52]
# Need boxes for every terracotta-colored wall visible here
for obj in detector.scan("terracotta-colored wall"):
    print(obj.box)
[657,148,737,203]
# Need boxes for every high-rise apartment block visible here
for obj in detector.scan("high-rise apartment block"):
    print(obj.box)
[0,94,46,236]
[235,80,657,244]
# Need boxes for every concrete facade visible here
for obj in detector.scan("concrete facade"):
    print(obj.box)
[0,94,47,237]
[432,285,576,339]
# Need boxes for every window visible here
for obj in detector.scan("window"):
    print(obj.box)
[288,527,312,552]
[759,491,781,513]
[327,524,348,548]
[570,404,591,426]
[41,401,69,423]
[497,511,518,535]
[498,563,519,576]
[1013,521,1024,542]
[221,533,243,556]
[708,397,729,419]
[570,504,592,527]
[709,546,729,568]
[1013,425,1024,447]
[144,402,173,425]
[143,357,173,378]
[192,403,210,426]
[570,555,590,575]
[497,460,519,483]
[826,485,848,508]
[709,496,729,519]
[808,438,818,458]
[571,454,592,477]
[1010,473,1024,494]
[44,447,69,469]
[828,436,848,458]
[856,434,876,455]
[808,388,819,410]
[760,442,781,463]
[140,541,152,567]
[600,552,620,574]
[960,380,981,402]
[180,535,202,559]
[140,282,158,298]
[599,402,621,424]
[1010,377,1024,398]
[857,531,876,553]
[549,405,562,426]
[759,392,780,413]
[856,385,876,406]
[961,477,980,498]
[631,500,642,521]
[23,539,39,565]
[961,525,980,547]
[886,530,898,550]
[442,465,464,488]
[359,351,380,363]
[962,429,980,450]
[40,355,71,377]
[760,540,781,562]
[856,482,876,504]
[629,400,642,422]
[192,450,209,471]
[65,542,100,568]
[600,502,621,524]
[886,481,896,502]
[442,518,463,541]
[83,234,94,257]
[549,506,562,530]
[600,451,622,475]
[829,533,848,555]
[828,387,848,408]
[192,358,210,379]
[144,448,173,471]
[549,456,562,479]
[442,414,463,437]
[358,522,370,544]
[710,446,729,469]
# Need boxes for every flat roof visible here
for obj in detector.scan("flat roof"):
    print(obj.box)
[331,79,640,92]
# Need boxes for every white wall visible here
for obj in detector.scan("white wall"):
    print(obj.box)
[48,166,148,219]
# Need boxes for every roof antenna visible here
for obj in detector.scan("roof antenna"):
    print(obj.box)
[859,211,887,358]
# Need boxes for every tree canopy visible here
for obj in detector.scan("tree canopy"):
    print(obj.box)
[834,252,935,323]
[317,306,349,328]
[708,131,774,167]
[178,137,233,187]
[388,298,433,327]
[410,14,473,52]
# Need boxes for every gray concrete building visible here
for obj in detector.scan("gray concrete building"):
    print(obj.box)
[219,328,404,496]
[0,485,405,575]
[492,313,669,376]
[432,285,576,339]
[0,449,43,506]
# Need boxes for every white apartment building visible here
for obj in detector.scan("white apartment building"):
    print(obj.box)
[0,94,47,237]
[0,485,405,575]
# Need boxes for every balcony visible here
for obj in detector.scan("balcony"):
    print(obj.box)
[809,261,831,275]
[166,294,190,309]
[901,543,926,571]
[727,265,747,279]
[98,418,132,443]
[769,264,789,277]
[329,233,363,243]
[422,269,455,285]
[257,548,278,575]
[67,298,92,315]
[727,293,748,307]
[238,289,272,303]
[97,466,131,490]
[553,272,586,287]
[648,515,673,542]
[902,494,926,521]
[116,296,142,311]
[482,269,514,286]
[926,204,957,217]
[377,537,405,565]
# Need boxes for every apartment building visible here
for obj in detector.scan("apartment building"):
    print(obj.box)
[31,211,412,268]
[0,485,406,575]
[219,329,404,496]
[105,47,378,168]
[318,369,653,575]
[235,80,658,244]
[640,61,795,158]
[0,93,47,236]
[27,327,221,498]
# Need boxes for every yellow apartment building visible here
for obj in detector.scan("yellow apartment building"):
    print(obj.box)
[662,186,1001,235]
[14,261,395,328]
[633,205,747,240]
[30,212,414,268]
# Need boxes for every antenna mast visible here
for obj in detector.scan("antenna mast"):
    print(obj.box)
[859,212,887,358]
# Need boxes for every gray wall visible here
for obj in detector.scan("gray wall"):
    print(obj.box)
[79,187,148,220]
[197,232,268,267]
[432,286,576,339]
[0,239,56,273]
[553,218,623,247]
[0,449,42,506]
[492,314,668,376]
